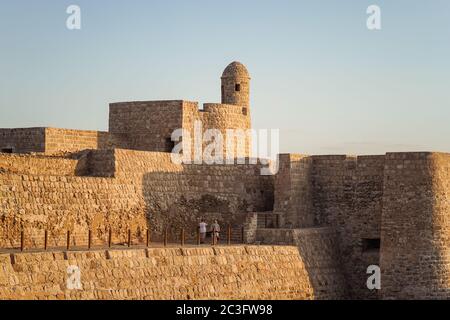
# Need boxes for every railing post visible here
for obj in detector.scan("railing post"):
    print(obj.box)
[227,225,231,245]
[276,214,280,228]
[88,230,92,250]
[197,228,200,246]
[108,229,112,248]
[241,226,245,244]
[181,229,185,247]
[146,229,150,247]
[20,231,24,252]
[66,231,71,251]
[265,214,268,228]
[164,228,168,247]
[127,229,132,247]
[44,230,48,251]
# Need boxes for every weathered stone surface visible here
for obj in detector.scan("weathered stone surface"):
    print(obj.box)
[1,62,449,300]
[0,149,273,249]
[0,246,314,300]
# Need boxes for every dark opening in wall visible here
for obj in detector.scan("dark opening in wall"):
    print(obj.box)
[165,138,175,153]
[235,84,241,92]
[362,238,381,252]
[242,108,247,116]
[1,148,13,154]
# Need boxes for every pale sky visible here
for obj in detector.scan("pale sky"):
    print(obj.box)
[1,0,449,155]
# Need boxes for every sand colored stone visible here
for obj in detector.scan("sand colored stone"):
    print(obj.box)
[1,63,450,300]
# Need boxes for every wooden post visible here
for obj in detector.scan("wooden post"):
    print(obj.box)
[276,214,280,228]
[265,214,268,228]
[20,231,24,252]
[146,229,150,247]
[197,228,200,246]
[181,229,185,247]
[241,227,245,244]
[227,225,231,245]
[108,229,112,248]
[127,229,132,247]
[44,230,48,251]
[88,230,92,250]
[164,228,168,247]
[66,231,71,251]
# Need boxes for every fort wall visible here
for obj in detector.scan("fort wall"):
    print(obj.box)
[256,227,348,300]
[0,128,108,155]
[0,153,88,176]
[108,101,185,152]
[273,154,314,228]
[0,149,273,248]
[1,59,449,300]
[380,152,450,299]
[274,154,385,299]
[44,128,108,154]
[0,246,314,300]
[0,128,46,153]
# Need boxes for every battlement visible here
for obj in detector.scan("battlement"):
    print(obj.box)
[202,103,249,116]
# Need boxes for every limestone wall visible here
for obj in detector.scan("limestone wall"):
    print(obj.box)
[0,128,46,153]
[0,149,273,248]
[201,103,252,159]
[0,153,88,176]
[256,228,348,299]
[45,128,109,154]
[0,246,314,300]
[0,128,108,155]
[274,154,385,299]
[380,152,450,299]
[108,101,184,152]
[273,154,313,228]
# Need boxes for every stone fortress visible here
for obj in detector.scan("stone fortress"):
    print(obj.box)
[0,62,449,300]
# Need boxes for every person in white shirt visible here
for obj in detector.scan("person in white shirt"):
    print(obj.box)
[199,219,207,244]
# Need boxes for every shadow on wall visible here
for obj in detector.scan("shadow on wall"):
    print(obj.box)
[141,169,274,241]
[73,151,91,176]
[256,228,350,300]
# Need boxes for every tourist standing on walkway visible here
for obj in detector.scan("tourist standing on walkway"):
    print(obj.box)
[211,220,221,245]
[199,219,207,244]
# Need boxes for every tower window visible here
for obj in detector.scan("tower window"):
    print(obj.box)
[242,108,248,116]
[235,84,241,92]
[362,238,380,252]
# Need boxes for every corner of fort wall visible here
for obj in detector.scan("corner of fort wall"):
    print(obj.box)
[256,227,349,299]
[273,153,386,299]
[380,152,450,299]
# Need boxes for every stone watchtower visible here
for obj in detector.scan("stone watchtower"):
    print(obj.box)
[221,61,251,116]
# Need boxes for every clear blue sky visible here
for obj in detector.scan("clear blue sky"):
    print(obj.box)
[1,0,449,155]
